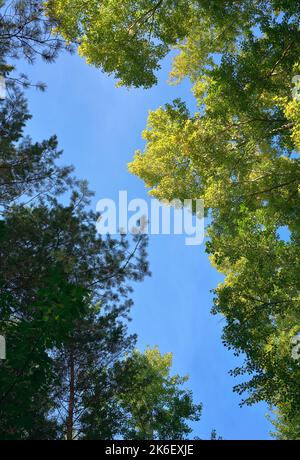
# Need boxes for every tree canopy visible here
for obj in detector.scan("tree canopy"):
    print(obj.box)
[2,0,299,439]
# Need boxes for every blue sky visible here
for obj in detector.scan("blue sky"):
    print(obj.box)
[20,50,272,440]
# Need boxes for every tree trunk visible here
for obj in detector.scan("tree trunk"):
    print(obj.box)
[66,349,75,440]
